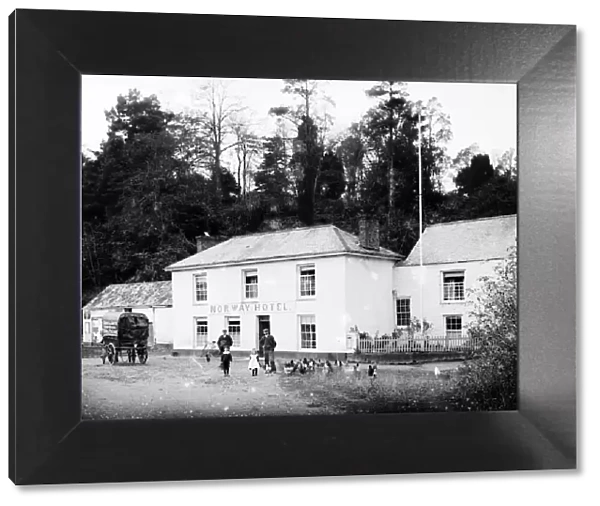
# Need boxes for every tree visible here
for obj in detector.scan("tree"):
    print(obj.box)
[345,86,449,253]
[469,171,517,217]
[253,135,291,208]
[292,116,322,225]
[105,90,174,141]
[317,151,346,201]
[365,81,409,224]
[192,80,244,198]
[444,143,481,191]
[82,90,211,298]
[420,97,453,192]
[497,147,517,178]
[337,123,366,205]
[269,78,335,163]
[274,116,293,163]
[82,153,109,295]
[168,112,210,176]
[360,94,442,221]
[231,117,261,195]
[269,79,335,127]
[455,247,517,410]
[454,153,495,195]
[108,130,198,281]
[83,83,516,309]
[269,80,336,225]
[452,143,481,171]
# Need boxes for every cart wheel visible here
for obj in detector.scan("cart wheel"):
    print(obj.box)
[107,343,117,365]
[138,348,148,364]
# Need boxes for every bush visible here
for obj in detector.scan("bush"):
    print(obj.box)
[455,337,517,410]
[455,247,517,410]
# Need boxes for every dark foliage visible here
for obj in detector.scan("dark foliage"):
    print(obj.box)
[454,153,495,195]
[454,249,518,410]
[83,85,516,305]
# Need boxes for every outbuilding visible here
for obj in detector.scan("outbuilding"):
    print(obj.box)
[82,281,173,345]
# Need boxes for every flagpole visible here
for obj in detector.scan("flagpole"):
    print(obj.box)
[418,109,424,339]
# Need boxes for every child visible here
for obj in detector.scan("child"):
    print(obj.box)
[248,348,260,377]
[221,347,233,377]
[368,363,378,379]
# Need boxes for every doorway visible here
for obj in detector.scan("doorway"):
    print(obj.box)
[256,315,270,356]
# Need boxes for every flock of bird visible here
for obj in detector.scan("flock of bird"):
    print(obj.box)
[204,351,447,380]
[283,358,378,377]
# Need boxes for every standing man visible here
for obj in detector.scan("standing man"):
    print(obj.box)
[262,328,277,373]
[217,329,233,355]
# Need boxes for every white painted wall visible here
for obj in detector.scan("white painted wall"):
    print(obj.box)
[152,307,173,344]
[393,259,502,335]
[81,257,499,351]
[344,256,396,337]
[171,256,347,352]
[171,254,400,353]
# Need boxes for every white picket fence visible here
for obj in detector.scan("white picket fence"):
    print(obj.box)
[355,334,481,354]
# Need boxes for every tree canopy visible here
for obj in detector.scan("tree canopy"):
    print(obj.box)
[82,82,516,305]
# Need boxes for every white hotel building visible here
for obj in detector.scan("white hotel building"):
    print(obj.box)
[165,215,516,356]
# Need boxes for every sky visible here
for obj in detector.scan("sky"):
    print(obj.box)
[82,75,516,163]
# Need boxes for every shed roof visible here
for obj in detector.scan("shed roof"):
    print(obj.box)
[402,215,517,266]
[166,224,401,271]
[84,281,172,309]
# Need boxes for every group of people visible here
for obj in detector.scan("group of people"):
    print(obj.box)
[212,328,378,379]
[214,328,277,377]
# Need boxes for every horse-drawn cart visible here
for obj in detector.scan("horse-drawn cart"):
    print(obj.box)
[100,312,149,365]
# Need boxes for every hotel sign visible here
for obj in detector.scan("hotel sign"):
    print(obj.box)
[209,301,296,314]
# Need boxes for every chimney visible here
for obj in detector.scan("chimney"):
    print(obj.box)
[195,235,224,253]
[358,218,380,250]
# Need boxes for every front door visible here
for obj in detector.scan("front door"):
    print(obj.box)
[257,315,270,357]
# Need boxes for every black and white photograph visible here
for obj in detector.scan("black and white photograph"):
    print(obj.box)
[8,2,581,491]
[81,76,517,419]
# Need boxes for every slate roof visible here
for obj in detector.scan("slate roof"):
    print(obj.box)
[402,215,517,266]
[167,225,402,271]
[84,281,172,309]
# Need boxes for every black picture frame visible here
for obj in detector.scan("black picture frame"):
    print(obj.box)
[9,9,577,485]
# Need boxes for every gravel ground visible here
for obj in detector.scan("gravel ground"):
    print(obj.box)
[82,355,464,420]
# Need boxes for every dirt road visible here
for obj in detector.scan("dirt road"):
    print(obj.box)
[82,355,342,419]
